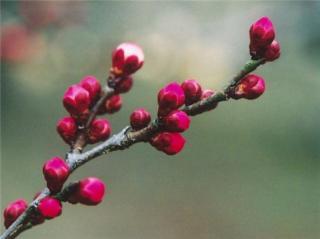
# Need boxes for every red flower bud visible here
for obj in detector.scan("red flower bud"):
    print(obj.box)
[158,82,185,116]
[250,16,275,47]
[114,76,133,94]
[150,132,186,155]
[79,76,101,104]
[130,108,151,130]
[181,79,202,105]
[56,116,77,144]
[43,157,69,193]
[231,74,266,100]
[38,197,62,219]
[111,42,144,77]
[3,199,28,228]
[63,84,90,118]
[77,177,106,205]
[105,94,122,114]
[88,118,111,144]
[163,110,190,132]
[264,40,280,62]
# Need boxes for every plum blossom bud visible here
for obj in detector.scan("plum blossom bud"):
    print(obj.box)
[77,177,106,205]
[3,199,28,228]
[105,95,122,114]
[264,40,280,62]
[63,84,90,118]
[150,132,186,155]
[181,79,202,105]
[111,42,144,77]
[130,108,151,130]
[250,16,275,47]
[43,157,69,193]
[114,75,133,94]
[38,197,62,219]
[231,74,266,100]
[79,76,101,104]
[158,82,185,116]
[56,116,77,144]
[163,110,190,132]
[88,118,111,144]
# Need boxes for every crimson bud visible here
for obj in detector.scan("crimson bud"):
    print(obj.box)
[3,199,28,228]
[43,157,69,193]
[181,79,202,105]
[111,42,144,77]
[88,118,111,144]
[56,116,77,144]
[150,132,186,155]
[163,110,190,132]
[231,74,266,100]
[63,84,90,119]
[79,76,101,104]
[38,197,62,219]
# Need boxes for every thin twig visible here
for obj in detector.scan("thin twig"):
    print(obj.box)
[0,59,264,239]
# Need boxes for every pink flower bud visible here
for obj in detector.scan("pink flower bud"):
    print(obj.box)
[181,79,202,105]
[150,132,186,155]
[77,177,106,205]
[105,95,122,114]
[163,110,190,132]
[114,76,133,94]
[130,108,151,130]
[264,40,280,62]
[158,82,185,116]
[250,16,275,47]
[56,116,77,144]
[3,199,28,228]
[63,84,90,118]
[231,74,266,100]
[38,197,62,219]
[79,76,101,104]
[88,118,111,144]
[43,157,69,193]
[111,42,144,76]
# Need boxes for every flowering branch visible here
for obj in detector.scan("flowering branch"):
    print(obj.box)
[1,17,280,239]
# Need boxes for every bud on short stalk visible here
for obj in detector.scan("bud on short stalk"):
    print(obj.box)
[158,82,185,116]
[181,79,202,105]
[250,16,275,47]
[150,132,186,155]
[230,74,266,100]
[56,116,77,144]
[104,94,122,114]
[38,197,62,219]
[79,76,101,104]
[111,42,144,77]
[63,84,90,119]
[114,75,133,94]
[88,118,111,144]
[130,108,151,130]
[163,110,190,132]
[43,157,69,193]
[3,199,28,228]
[68,177,106,206]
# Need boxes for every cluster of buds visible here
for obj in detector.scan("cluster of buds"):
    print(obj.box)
[249,16,280,62]
[3,16,281,236]
[3,42,144,229]
[128,80,217,156]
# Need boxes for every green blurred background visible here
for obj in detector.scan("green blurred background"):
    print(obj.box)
[1,1,319,238]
